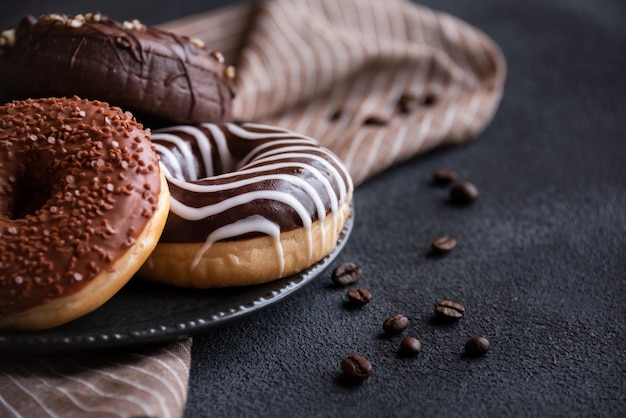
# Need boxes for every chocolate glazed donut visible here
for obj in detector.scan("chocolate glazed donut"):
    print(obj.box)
[0,13,236,125]
[0,97,170,331]
[139,123,354,288]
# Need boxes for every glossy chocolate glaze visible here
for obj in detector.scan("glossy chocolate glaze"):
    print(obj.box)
[152,123,353,243]
[0,97,162,316]
[0,13,235,124]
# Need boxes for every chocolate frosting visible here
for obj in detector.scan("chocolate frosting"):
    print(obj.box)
[152,123,353,243]
[0,13,235,125]
[0,97,162,316]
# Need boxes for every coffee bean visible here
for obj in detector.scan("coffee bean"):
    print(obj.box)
[399,336,422,356]
[465,336,491,357]
[341,354,372,381]
[431,235,457,254]
[332,262,362,287]
[329,109,343,121]
[422,94,437,106]
[397,93,419,114]
[383,314,409,335]
[434,300,465,320]
[346,288,372,306]
[432,168,459,185]
[449,181,479,204]
[363,115,388,126]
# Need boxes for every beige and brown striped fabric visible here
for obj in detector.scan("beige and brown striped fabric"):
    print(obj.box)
[0,339,191,417]
[0,1,504,417]
[162,0,505,184]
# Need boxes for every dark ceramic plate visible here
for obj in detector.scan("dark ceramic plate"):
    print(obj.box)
[0,211,353,354]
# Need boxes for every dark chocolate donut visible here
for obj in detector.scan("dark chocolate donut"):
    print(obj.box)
[0,13,235,125]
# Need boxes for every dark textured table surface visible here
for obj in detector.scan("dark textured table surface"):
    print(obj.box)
[2,1,625,416]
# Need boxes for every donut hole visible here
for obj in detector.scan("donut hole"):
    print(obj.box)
[6,172,52,220]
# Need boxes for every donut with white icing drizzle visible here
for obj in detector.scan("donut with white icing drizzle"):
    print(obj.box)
[139,122,353,287]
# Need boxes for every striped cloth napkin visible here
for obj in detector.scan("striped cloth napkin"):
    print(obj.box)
[0,0,505,417]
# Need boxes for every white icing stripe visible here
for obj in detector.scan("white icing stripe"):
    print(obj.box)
[192,215,285,274]
[242,144,328,160]
[170,189,314,262]
[200,123,235,172]
[157,140,314,181]
[238,139,318,167]
[168,171,326,249]
[173,172,326,218]
[150,133,199,181]
[167,168,331,251]
[157,125,215,177]
[238,122,293,133]
[153,144,185,180]
[170,189,311,227]
[155,129,349,204]
[243,152,348,205]
[225,123,310,140]
[156,125,340,174]
[165,160,330,200]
